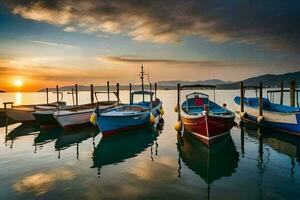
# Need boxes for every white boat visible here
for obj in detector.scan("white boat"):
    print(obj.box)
[4,102,66,124]
[54,102,117,129]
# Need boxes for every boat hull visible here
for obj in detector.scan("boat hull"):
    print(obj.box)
[234,101,300,136]
[5,108,36,123]
[98,112,150,136]
[55,109,95,129]
[181,114,235,146]
[33,111,58,127]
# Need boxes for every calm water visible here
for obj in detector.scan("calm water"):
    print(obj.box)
[0,90,300,200]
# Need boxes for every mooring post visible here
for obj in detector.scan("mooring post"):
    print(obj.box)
[107,81,110,102]
[240,82,244,113]
[154,83,157,99]
[177,83,181,121]
[280,82,284,105]
[129,83,132,104]
[75,84,78,106]
[116,83,120,105]
[71,88,75,105]
[290,81,296,107]
[56,85,59,103]
[259,82,263,117]
[46,88,49,104]
[90,84,94,103]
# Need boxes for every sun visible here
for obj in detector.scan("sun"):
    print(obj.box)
[13,79,23,87]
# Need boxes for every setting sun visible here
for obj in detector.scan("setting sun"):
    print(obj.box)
[13,79,23,87]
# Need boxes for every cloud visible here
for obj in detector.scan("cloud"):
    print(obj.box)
[29,40,78,48]
[5,0,300,52]
[100,55,225,67]
[64,26,77,32]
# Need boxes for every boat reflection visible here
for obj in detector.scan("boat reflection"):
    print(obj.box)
[34,127,62,148]
[55,127,100,159]
[241,122,300,165]
[91,123,163,176]
[177,132,239,184]
[5,124,40,148]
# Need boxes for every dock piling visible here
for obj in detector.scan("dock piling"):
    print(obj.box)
[107,81,110,102]
[280,82,284,105]
[75,84,78,106]
[240,82,244,113]
[177,83,181,121]
[129,83,132,104]
[290,81,296,107]
[46,88,49,104]
[56,85,59,103]
[116,83,120,105]
[154,83,157,99]
[90,84,94,103]
[259,82,263,117]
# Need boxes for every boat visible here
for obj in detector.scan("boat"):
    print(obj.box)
[33,102,116,128]
[91,126,161,172]
[176,85,235,145]
[95,65,163,136]
[4,101,66,124]
[177,132,239,184]
[234,96,300,136]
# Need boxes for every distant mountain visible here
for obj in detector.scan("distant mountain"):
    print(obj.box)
[37,71,300,92]
[0,90,5,93]
[218,71,300,89]
[157,79,232,86]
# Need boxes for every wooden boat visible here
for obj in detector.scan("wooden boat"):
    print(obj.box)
[177,85,235,145]
[4,101,66,124]
[95,66,163,136]
[177,133,239,184]
[33,102,116,128]
[96,91,162,136]
[54,102,117,129]
[234,96,300,136]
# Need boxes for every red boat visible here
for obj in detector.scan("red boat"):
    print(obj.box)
[176,85,235,145]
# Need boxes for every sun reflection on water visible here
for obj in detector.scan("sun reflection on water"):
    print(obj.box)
[15,92,23,105]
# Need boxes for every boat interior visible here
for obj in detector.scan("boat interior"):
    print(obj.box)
[234,97,300,113]
[182,92,230,116]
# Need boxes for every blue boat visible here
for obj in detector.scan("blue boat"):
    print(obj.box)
[96,91,163,136]
[94,65,163,136]
[234,96,300,136]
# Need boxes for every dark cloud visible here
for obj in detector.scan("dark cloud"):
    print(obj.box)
[4,0,300,51]
[103,55,225,67]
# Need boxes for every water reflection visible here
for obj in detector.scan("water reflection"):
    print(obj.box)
[177,133,239,184]
[92,124,163,176]
[15,92,22,105]
[6,124,40,148]
[55,127,100,159]
[241,123,300,168]
[34,128,62,153]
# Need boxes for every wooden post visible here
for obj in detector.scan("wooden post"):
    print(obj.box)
[154,83,157,99]
[280,82,284,105]
[240,82,244,113]
[56,85,59,103]
[90,84,94,103]
[71,88,75,106]
[259,82,263,117]
[46,88,49,104]
[116,83,120,105]
[290,81,296,107]
[75,84,78,106]
[177,83,181,121]
[129,83,132,104]
[107,81,110,102]
[149,83,152,102]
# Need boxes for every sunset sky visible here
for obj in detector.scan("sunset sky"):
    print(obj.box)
[0,0,299,91]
